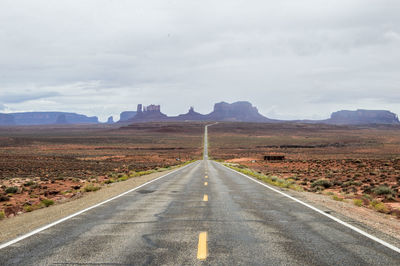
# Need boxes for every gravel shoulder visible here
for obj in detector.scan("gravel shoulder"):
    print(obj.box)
[285,188,400,248]
[0,167,179,244]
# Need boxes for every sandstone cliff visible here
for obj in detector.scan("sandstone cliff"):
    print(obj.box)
[119,111,137,122]
[205,101,274,122]
[326,110,400,125]
[0,114,16,125]
[0,112,98,125]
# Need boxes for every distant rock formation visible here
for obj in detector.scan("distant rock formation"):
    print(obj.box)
[125,104,168,122]
[0,112,98,125]
[122,102,399,125]
[106,116,114,124]
[119,111,137,122]
[122,101,276,123]
[325,110,400,125]
[4,103,398,126]
[55,114,68,124]
[0,114,16,125]
[175,107,206,121]
[205,101,274,122]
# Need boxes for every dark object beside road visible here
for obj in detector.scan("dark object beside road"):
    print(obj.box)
[264,155,285,161]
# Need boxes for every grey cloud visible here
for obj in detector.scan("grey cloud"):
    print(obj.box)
[0,0,400,120]
[0,91,60,104]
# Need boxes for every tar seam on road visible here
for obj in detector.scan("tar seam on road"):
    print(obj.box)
[220,162,400,254]
[0,161,199,250]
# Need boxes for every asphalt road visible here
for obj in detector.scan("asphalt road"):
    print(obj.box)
[0,125,399,265]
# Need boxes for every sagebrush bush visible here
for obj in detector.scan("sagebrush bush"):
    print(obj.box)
[5,187,18,194]
[41,199,54,207]
[23,205,33,212]
[373,186,393,195]
[311,179,332,189]
[84,184,100,192]
[104,178,115,184]
[23,181,35,187]
[117,176,128,182]
[0,195,9,202]
[353,199,363,207]
[332,195,344,201]
[370,200,389,213]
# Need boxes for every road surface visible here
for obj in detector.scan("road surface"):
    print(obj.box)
[0,125,399,265]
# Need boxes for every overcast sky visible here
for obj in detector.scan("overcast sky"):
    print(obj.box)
[1,0,399,121]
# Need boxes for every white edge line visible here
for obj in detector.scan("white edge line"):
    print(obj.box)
[218,162,400,254]
[0,161,199,250]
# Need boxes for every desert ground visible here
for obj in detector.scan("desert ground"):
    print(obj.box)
[0,123,204,217]
[1,121,400,221]
[208,122,400,218]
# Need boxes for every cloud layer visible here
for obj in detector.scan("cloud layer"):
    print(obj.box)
[1,0,399,121]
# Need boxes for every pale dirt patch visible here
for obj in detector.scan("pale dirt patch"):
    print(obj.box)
[76,155,126,161]
[228,157,258,163]
[0,168,177,243]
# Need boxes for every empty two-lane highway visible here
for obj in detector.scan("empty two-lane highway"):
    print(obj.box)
[0,126,399,265]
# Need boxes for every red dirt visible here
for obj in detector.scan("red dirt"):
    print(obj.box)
[0,123,204,217]
[210,122,400,218]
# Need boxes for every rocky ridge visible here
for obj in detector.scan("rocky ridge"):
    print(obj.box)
[1,103,399,126]
[0,112,99,126]
[326,109,399,125]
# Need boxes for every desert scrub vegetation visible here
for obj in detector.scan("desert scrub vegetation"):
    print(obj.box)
[23,205,33,212]
[353,199,363,207]
[0,195,9,202]
[41,199,55,207]
[311,179,332,189]
[83,184,101,192]
[104,178,115,184]
[5,187,18,194]
[370,200,390,213]
[23,180,36,187]
[223,163,303,191]
[22,199,54,212]
[0,210,5,220]
[373,185,394,196]
[332,195,344,201]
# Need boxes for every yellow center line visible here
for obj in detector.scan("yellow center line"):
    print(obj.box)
[204,182,208,186]
[197,232,208,260]
[203,194,208,201]
[205,175,208,179]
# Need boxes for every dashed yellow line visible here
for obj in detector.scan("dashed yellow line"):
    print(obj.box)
[204,182,208,186]
[205,175,208,179]
[203,194,208,201]
[197,232,208,260]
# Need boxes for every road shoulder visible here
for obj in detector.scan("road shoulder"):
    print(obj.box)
[287,188,400,248]
[0,167,180,243]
